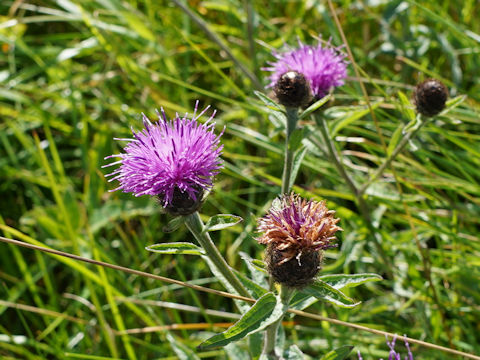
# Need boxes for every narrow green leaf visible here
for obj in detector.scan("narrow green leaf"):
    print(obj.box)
[203,214,243,232]
[330,103,381,136]
[249,259,267,273]
[288,292,318,311]
[299,94,331,120]
[398,91,416,122]
[320,345,354,360]
[387,123,404,156]
[254,91,284,112]
[289,146,308,187]
[444,95,466,112]
[288,128,304,152]
[198,292,285,349]
[162,216,184,233]
[402,114,422,134]
[122,12,156,41]
[318,273,382,290]
[239,252,268,289]
[231,268,268,299]
[145,242,205,255]
[301,280,360,308]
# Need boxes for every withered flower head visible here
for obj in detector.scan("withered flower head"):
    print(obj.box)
[413,79,448,117]
[257,193,342,287]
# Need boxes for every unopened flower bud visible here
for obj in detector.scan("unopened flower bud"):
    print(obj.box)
[413,79,448,117]
[274,71,312,108]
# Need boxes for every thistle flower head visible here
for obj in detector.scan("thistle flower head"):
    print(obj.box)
[413,79,448,117]
[273,71,312,108]
[103,102,224,215]
[257,193,342,287]
[264,39,348,99]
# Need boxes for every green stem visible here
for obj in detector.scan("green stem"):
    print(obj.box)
[281,108,299,194]
[315,113,394,279]
[262,285,295,359]
[359,118,427,195]
[184,212,250,298]
[315,113,359,196]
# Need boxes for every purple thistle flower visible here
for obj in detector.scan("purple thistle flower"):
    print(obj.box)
[103,102,224,213]
[263,39,348,99]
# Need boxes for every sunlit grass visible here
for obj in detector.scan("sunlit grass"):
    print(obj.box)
[1,0,479,359]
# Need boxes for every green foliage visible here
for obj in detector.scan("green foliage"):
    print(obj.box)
[1,0,479,359]
[199,292,285,349]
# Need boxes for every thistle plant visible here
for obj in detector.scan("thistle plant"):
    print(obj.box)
[100,31,460,360]
[3,2,480,360]
[104,102,250,299]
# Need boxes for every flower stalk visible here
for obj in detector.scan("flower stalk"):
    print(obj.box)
[281,108,299,194]
[262,284,295,359]
[184,211,250,298]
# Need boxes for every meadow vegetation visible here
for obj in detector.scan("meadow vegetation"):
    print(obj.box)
[1,0,479,359]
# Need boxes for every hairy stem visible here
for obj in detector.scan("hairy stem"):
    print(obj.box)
[184,212,250,298]
[262,285,295,359]
[281,108,299,194]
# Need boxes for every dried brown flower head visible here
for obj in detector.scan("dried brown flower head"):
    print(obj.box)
[257,193,342,287]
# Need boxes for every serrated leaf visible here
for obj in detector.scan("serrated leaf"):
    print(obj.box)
[203,214,243,232]
[301,280,360,308]
[163,216,184,233]
[254,91,284,112]
[284,344,305,359]
[198,292,285,349]
[318,273,382,290]
[320,345,354,360]
[299,94,331,120]
[145,242,205,255]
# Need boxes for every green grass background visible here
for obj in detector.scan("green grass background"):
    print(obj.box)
[1,0,479,359]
